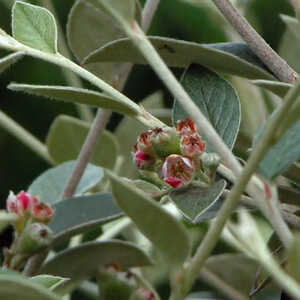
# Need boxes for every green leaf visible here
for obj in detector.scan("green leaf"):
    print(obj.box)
[173,64,241,152]
[107,171,191,266]
[47,115,118,170]
[0,210,17,233]
[86,0,136,25]
[12,1,57,53]
[8,84,138,116]
[40,240,152,280]
[0,52,23,74]
[30,275,69,292]
[50,193,122,245]
[280,15,300,43]
[0,272,61,300]
[28,161,104,204]
[256,119,300,180]
[169,180,226,223]
[205,254,259,294]
[252,80,292,98]
[67,0,124,83]
[84,37,274,80]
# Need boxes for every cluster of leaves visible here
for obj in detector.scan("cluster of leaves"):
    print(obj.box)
[0,1,300,300]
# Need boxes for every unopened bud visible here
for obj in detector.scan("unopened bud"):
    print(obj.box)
[201,152,221,170]
[130,289,155,300]
[98,266,137,300]
[15,223,53,255]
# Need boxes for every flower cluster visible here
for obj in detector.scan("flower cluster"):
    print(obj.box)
[6,191,54,225]
[133,118,208,188]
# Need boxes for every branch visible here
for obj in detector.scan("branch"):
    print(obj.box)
[211,0,297,83]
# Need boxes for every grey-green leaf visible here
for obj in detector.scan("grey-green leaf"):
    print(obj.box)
[30,275,69,292]
[108,171,191,266]
[28,161,104,204]
[12,1,57,53]
[0,273,61,300]
[252,80,292,98]
[50,193,122,245]
[47,115,118,170]
[205,254,259,294]
[8,84,138,116]
[84,37,274,80]
[40,240,152,280]
[256,119,300,180]
[86,0,136,25]
[0,52,23,74]
[287,234,300,283]
[280,14,300,43]
[173,64,241,152]
[169,180,226,223]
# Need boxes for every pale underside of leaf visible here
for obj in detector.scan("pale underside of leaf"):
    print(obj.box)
[12,1,57,53]
[84,37,274,80]
[8,83,138,116]
[40,240,152,280]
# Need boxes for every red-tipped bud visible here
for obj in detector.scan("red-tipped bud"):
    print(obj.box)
[133,151,155,169]
[32,203,54,224]
[164,177,183,188]
[135,130,154,154]
[162,154,194,187]
[130,289,155,300]
[176,118,197,136]
[6,191,40,216]
[180,133,206,158]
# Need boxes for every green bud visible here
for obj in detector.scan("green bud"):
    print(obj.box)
[97,266,137,300]
[15,223,53,255]
[151,127,181,158]
[200,152,221,184]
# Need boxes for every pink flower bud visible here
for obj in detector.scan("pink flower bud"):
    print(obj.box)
[135,130,154,153]
[180,133,206,158]
[162,154,194,187]
[176,118,197,136]
[6,191,40,216]
[32,203,54,224]
[133,151,154,169]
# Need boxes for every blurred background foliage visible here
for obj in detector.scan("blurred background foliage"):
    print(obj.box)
[0,0,295,203]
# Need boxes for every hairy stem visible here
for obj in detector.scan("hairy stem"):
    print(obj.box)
[142,0,160,31]
[211,0,297,83]
[0,110,52,164]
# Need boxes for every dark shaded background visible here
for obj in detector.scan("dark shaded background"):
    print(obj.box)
[0,0,293,203]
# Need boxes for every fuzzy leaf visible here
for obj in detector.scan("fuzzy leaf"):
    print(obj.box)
[30,275,69,292]
[173,64,241,152]
[86,0,136,25]
[252,80,292,98]
[50,193,122,245]
[287,234,300,283]
[84,37,274,80]
[169,180,226,223]
[0,272,60,300]
[28,161,104,204]
[12,1,57,53]
[0,52,23,74]
[40,240,152,280]
[256,119,300,180]
[47,115,118,170]
[205,254,259,294]
[280,15,300,43]
[8,84,138,116]
[108,171,191,266]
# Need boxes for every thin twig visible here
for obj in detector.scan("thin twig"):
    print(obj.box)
[211,0,297,83]
[142,0,160,32]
